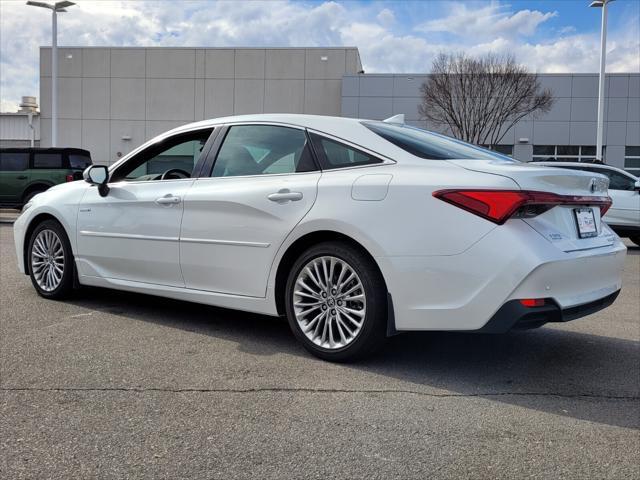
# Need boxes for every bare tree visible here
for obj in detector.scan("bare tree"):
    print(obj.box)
[419,52,554,146]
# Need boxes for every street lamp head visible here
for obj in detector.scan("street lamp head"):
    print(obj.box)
[26,0,74,11]
[55,1,75,9]
[590,0,615,7]
[26,1,54,9]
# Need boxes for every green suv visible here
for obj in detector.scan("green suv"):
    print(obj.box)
[0,147,92,207]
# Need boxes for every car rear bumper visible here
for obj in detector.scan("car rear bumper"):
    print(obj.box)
[477,290,620,333]
[377,219,627,331]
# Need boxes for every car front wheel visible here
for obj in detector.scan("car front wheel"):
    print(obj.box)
[285,241,387,362]
[27,219,74,299]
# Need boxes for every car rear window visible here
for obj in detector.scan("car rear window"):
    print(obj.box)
[69,154,92,170]
[363,121,517,162]
[33,153,63,168]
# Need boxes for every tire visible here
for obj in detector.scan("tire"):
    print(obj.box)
[284,241,387,362]
[23,188,47,205]
[630,235,640,247]
[27,219,74,299]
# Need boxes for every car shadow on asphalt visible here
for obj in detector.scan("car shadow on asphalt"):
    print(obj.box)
[66,286,639,431]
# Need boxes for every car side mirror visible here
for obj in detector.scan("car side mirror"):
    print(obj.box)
[634,180,640,191]
[83,165,110,197]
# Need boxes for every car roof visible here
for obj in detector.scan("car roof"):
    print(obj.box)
[0,147,91,155]
[172,113,358,128]
[166,114,373,139]
[113,114,411,169]
[535,161,639,179]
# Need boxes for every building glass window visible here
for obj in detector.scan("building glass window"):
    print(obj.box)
[531,145,603,163]
[624,146,640,176]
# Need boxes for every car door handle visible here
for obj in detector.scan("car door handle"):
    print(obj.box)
[155,194,181,205]
[16,175,28,180]
[267,189,303,203]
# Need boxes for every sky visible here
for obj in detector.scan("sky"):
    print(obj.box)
[0,0,639,112]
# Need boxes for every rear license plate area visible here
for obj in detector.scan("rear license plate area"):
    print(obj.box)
[574,208,597,238]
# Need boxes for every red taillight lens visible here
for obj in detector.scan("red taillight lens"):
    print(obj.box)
[65,174,74,182]
[599,200,612,216]
[519,298,546,307]
[433,190,612,224]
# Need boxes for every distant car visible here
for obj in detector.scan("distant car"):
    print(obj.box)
[0,147,92,207]
[534,162,640,246]
[13,115,626,361]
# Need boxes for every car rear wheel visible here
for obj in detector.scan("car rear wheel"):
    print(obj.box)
[27,219,74,299]
[285,241,387,362]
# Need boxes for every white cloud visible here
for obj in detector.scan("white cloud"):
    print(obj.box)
[416,3,557,39]
[0,0,638,112]
[376,8,395,27]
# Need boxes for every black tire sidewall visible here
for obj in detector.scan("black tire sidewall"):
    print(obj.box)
[284,241,387,362]
[27,219,74,299]
[23,189,47,205]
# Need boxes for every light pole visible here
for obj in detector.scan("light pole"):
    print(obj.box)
[26,1,75,147]
[590,0,614,163]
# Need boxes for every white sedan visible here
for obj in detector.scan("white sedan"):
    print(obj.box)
[534,162,640,246]
[13,114,627,361]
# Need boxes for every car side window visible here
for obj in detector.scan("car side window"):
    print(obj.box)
[111,128,214,182]
[309,132,383,170]
[33,153,62,168]
[211,125,316,178]
[578,167,636,191]
[0,152,29,171]
[604,170,636,191]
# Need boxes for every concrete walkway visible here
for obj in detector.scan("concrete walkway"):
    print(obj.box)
[0,208,20,224]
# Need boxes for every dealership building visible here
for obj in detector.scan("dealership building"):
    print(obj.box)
[1,46,639,174]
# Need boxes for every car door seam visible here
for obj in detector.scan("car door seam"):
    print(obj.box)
[264,171,323,298]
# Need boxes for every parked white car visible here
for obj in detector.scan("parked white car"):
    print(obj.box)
[534,162,640,246]
[13,114,626,361]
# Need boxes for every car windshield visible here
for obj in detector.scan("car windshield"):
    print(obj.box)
[363,121,518,162]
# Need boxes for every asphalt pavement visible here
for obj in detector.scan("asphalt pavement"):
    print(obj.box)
[1,223,638,479]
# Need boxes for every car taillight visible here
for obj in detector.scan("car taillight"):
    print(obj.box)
[519,298,546,307]
[65,174,74,182]
[433,190,612,224]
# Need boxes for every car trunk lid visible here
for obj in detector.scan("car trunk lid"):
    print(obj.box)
[447,159,608,196]
[447,159,615,251]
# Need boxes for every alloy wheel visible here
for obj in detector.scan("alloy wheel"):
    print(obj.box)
[293,256,367,349]
[31,229,65,292]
